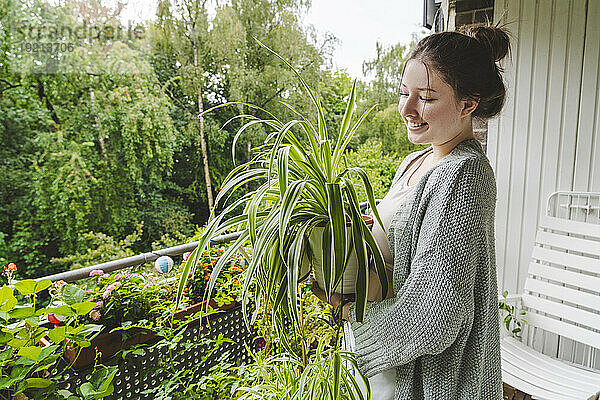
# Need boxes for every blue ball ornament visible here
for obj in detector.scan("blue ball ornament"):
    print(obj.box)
[155,256,174,274]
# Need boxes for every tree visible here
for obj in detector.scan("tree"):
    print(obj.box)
[152,0,216,212]
[0,0,179,276]
[149,0,334,215]
[362,41,408,106]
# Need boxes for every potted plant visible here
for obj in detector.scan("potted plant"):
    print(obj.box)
[58,271,161,369]
[63,250,245,369]
[177,40,388,336]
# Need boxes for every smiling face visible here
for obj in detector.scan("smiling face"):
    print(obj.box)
[398,59,478,148]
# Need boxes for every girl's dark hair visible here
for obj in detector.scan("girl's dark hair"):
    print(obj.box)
[407,24,511,120]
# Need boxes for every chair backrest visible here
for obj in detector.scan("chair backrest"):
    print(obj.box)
[522,192,600,367]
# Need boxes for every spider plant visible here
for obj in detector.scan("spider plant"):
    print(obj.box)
[236,340,371,400]
[176,40,388,333]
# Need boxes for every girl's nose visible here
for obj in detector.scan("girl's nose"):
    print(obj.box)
[399,95,419,119]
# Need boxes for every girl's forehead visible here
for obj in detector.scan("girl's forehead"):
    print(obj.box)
[401,60,445,91]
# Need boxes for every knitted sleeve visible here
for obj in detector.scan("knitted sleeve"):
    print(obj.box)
[348,157,496,377]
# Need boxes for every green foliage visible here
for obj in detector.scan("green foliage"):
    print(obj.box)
[362,41,409,106]
[498,291,527,338]
[51,223,143,271]
[229,341,367,400]
[357,104,423,156]
[1,0,181,278]
[141,333,236,400]
[0,277,114,399]
[77,365,119,400]
[152,231,191,251]
[62,245,243,332]
[252,289,340,359]
[131,273,358,399]
[183,247,245,305]
[0,0,417,302]
[79,269,167,330]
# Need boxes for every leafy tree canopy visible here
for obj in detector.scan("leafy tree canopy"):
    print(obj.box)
[0,0,419,278]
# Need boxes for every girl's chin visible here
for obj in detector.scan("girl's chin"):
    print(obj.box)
[407,131,430,145]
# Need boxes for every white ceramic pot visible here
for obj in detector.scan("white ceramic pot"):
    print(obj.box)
[308,215,373,294]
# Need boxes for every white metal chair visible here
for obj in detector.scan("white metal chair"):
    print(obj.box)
[500,191,600,400]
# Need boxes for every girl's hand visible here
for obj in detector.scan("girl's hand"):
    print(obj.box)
[310,280,352,321]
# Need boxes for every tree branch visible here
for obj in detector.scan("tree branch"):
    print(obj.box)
[0,78,22,94]
[36,78,60,125]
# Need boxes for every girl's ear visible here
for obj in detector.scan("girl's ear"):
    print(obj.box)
[461,98,479,117]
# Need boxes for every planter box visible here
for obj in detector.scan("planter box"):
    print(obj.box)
[64,299,235,370]
[172,298,235,321]
[60,303,254,399]
[63,327,157,370]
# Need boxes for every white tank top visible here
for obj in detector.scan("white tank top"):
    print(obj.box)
[367,148,432,301]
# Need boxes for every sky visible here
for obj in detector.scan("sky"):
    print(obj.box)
[304,0,424,79]
[117,0,426,80]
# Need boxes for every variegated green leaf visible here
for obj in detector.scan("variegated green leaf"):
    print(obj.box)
[326,183,346,299]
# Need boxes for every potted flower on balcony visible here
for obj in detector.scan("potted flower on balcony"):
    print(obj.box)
[177,40,388,334]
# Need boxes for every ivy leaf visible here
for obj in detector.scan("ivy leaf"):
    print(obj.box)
[18,346,42,361]
[38,344,60,361]
[48,326,66,343]
[9,364,32,381]
[0,348,12,362]
[8,337,28,348]
[0,377,11,390]
[50,305,76,317]
[33,355,60,373]
[0,331,14,345]
[62,285,85,305]
[57,389,78,399]
[120,347,145,359]
[71,302,96,316]
[23,377,52,388]
[13,279,50,296]
[13,355,35,366]
[77,365,118,399]
[0,286,17,312]
[34,279,52,294]
[14,280,37,296]
[9,306,36,319]
[91,365,118,394]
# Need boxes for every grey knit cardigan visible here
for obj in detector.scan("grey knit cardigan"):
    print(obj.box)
[348,138,503,399]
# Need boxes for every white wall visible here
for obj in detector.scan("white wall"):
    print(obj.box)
[489,0,599,366]
[489,0,599,295]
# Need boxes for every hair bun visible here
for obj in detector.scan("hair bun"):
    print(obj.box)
[460,24,510,62]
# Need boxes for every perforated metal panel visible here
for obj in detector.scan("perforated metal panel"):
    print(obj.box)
[60,304,255,399]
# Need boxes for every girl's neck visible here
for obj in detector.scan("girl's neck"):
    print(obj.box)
[430,121,475,163]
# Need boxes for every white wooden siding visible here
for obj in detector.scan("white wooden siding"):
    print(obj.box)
[490,0,598,296]
[489,0,599,367]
